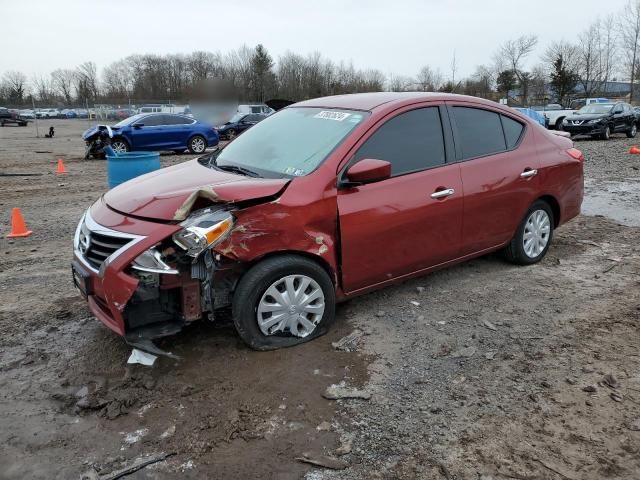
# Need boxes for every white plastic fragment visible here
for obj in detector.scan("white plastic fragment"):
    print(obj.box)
[127,348,158,366]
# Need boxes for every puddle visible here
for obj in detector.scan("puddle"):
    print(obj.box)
[583,177,640,226]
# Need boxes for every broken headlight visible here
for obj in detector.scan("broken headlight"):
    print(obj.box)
[172,209,234,257]
[132,248,178,274]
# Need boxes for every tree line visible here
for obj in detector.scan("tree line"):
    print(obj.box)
[2,0,640,108]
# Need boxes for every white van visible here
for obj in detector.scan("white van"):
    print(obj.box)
[237,104,275,115]
[137,104,191,115]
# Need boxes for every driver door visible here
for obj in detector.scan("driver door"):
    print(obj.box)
[337,105,463,294]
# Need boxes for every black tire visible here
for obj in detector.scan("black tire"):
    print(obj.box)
[188,135,207,154]
[556,118,565,131]
[502,200,554,265]
[232,255,336,351]
[111,138,130,153]
[627,124,637,138]
[601,125,611,140]
[227,129,237,140]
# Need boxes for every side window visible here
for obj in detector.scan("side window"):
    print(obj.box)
[143,115,163,127]
[163,115,182,125]
[452,107,507,159]
[501,115,525,149]
[352,107,446,176]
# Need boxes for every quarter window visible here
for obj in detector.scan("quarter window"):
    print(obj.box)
[352,107,446,176]
[501,115,525,149]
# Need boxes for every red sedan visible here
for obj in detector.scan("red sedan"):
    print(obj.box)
[72,93,584,352]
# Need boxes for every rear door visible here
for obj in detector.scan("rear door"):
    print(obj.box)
[447,103,540,255]
[337,105,464,293]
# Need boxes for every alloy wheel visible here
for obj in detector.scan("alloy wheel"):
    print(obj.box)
[191,137,206,153]
[523,209,551,258]
[256,274,325,338]
[112,141,128,153]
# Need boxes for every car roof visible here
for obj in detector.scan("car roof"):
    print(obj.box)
[291,92,501,112]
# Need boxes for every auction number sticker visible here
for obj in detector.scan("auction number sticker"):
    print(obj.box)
[314,110,351,121]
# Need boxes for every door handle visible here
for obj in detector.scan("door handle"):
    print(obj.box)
[430,188,455,199]
[520,169,538,178]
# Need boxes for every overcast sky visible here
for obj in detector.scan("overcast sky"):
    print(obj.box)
[0,0,630,80]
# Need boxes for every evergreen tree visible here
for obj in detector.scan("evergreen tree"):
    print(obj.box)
[250,44,275,102]
[549,54,579,106]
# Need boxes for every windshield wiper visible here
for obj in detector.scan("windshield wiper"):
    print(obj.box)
[215,163,261,178]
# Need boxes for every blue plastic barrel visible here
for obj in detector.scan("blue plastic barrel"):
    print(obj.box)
[106,151,161,189]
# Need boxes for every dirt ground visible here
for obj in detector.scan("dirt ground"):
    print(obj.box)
[1,120,639,480]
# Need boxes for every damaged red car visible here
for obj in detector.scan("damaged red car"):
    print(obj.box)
[72,92,584,353]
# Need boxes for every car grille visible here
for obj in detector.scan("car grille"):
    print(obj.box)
[83,232,133,270]
[76,211,142,271]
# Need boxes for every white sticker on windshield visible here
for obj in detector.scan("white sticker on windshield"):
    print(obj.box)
[314,110,351,121]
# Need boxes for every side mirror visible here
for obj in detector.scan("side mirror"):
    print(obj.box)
[133,123,144,128]
[344,159,391,186]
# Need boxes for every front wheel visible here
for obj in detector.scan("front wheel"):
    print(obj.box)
[188,135,207,154]
[232,255,336,350]
[111,138,130,153]
[601,126,611,140]
[502,201,554,265]
[627,124,637,138]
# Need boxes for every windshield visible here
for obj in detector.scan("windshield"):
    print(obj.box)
[227,113,245,123]
[578,104,613,114]
[114,113,146,127]
[213,107,368,178]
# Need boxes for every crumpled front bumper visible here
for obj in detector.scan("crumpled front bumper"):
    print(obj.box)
[72,198,183,339]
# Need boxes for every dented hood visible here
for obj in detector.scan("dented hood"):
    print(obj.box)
[104,159,289,221]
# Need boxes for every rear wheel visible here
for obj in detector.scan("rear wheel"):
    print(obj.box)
[627,124,637,138]
[188,135,207,154]
[111,138,130,153]
[503,200,554,265]
[232,255,336,350]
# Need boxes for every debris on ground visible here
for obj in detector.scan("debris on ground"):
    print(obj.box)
[296,452,348,470]
[127,349,158,366]
[323,383,372,400]
[331,329,364,351]
[97,452,176,480]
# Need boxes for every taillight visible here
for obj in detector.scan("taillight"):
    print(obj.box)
[567,148,584,161]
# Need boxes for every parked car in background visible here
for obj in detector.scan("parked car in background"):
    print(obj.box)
[569,97,610,110]
[76,108,89,119]
[61,109,78,118]
[19,109,35,119]
[531,104,577,130]
[82,112,218,156]
[115,108,135,120]
[514,107,547,127]
[562,102,637,139]
[216,112,269,139]
[37,108,61,119]
[238,104,275,115]
[72,92,584,353]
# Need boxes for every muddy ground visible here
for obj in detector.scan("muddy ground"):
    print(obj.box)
[0,120,639,480]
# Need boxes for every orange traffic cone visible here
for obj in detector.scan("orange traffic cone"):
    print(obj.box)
[630,146,640,155]
[6,208,32,238]
[56,159,66,174]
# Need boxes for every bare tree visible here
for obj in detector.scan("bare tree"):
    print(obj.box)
[31,74,53,103]
[577,23,606,97]
[494,35,538,103]
[387,74,413,92]
[51,69,76,104]
[416,65,443,91]
[620,0,640,101]
[2,71,28,103]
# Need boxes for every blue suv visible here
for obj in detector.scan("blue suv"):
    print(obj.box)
[85,113,219,154]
